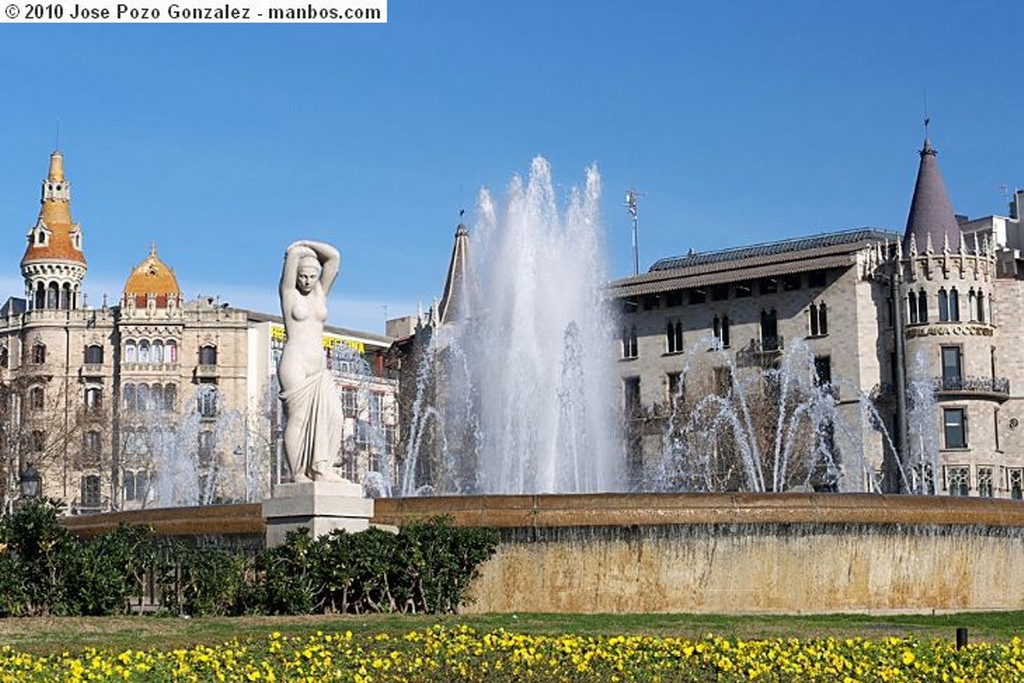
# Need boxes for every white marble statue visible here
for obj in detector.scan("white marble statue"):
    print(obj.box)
[278,240,345,482]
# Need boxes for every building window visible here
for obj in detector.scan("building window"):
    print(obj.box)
[198,431,215,467]
[665,290,683,307]
[1008,469,1023,500]
[712,315,730,348]
[123,470,150,502]
[84,345,103,364]
[369,392,384,427]
[199,345,217,365]
[166,340,178,363]
[917,290,928,323]
[759,278,778,295]
[32,343,46,364]
[938,289,950,322]
[940,346,962,390]
[945,466,970,496]
[163,384,177,410]
[760,309,779,350]
[666,320,683,354]
[977,467,994,498]
[809,302,828,337]
[82,430,101,466]
[621,326,638,359]
[342,387,358,417]
[949,287,960,322]
[80,475,101,509]
[151,341,163,364]
[29,386,44,410]
[688,288,706,304]
[85,387,102,413]
[0,346,7,369]
[641,295,659,311]
[138,340,150,364]
[666,372,683,407]
[711,284,729,301]
[808,270,827,288]
[197,387,218,418]
[995,408,1001,452]
[623,377,641,417]
[814,356,832,388]
[943,408,967,449]
[621,298,637,314]
[125,341,137,363]
[30,430,46,452]
[713,366,732,396]
[735,281,753,298]
[782,274,801,291]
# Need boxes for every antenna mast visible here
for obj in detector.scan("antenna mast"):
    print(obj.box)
[625,189,644,276]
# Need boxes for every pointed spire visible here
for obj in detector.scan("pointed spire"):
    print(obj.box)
[902,137,963,254]
[48,150,65,182]
[436,222,477,326]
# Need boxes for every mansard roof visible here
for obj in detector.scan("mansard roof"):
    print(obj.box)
[902,138,963,251]
[609,227,898,299]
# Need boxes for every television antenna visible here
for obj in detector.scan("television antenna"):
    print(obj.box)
[625,189,645,276]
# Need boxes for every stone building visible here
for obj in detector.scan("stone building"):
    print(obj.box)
[0,151,398,512]
[607,136,1024,498]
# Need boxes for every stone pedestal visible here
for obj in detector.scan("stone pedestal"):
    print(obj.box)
[262,480,373,547]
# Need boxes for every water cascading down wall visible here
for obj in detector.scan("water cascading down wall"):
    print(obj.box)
[373,492,1024,614]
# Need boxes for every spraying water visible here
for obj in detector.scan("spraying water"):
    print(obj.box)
[402,158,622,495]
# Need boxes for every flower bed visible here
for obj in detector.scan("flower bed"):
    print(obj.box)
[1,625,1022,682]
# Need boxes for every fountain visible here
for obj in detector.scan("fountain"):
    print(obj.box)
[401,158,622,495]
[61,160,1024,615]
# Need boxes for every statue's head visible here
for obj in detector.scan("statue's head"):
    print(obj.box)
[296,254,321,294]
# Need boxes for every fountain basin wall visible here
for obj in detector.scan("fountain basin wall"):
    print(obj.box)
[63,493,1024,614]
[373,493,1024,614]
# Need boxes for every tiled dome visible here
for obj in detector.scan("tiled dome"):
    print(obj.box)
[124,244,180,306]
[21,151,86,267]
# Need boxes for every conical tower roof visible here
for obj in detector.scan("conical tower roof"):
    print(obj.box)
[21,151,86,266]
[903,138,962,251]
[437,223,475,325]
[124,243,180,304]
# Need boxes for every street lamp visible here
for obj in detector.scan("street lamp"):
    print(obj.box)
[19,463,40,500]
[234,445,250,502]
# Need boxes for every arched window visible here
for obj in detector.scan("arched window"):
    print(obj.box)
[166,340,178,363]
[199,345,217,365]
[84,345,103,365]
[908,294,918,324]
[34,282,45,310]
[123,383,136,411]
[760,309,779,350]
[29,386,44,410]
[151,341,163,364]
[32,343,46,364]
[621,327,637,359]
[85,387,102,413]
[949,287,960,322]
[0,346,7,369]
[125,341,137,363]
[46,282,58,309]
[810,303,828,336]
[976,289,985,322]
[137,384,150,411]
[666,320,683,354]
[938,289,950,322]
[61,283,71,310]
[151,384,163,411]
[138,341,150,364]
[164,384,177,410]
[917,290,928,323]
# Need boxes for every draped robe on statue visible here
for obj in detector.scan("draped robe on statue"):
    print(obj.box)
[279,369,343,480]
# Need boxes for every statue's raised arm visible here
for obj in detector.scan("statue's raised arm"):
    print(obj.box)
[277,239,346,483]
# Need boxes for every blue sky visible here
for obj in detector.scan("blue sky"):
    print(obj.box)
[1,0,1022,333]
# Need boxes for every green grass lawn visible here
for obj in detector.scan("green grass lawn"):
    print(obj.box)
[0,611,1019,655]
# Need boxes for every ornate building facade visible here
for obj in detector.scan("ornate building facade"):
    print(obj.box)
[0,151,398,512]
[608,137,1024,498]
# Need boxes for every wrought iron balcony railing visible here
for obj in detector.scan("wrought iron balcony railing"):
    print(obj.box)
[935,376,1010,395]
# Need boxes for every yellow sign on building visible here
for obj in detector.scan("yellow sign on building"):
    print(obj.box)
[270,324,366,354]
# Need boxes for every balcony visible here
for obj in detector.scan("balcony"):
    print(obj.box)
[194,364,219,380]
[80,363,104,378]
[735,336,785,368]
[934,376,1010,401]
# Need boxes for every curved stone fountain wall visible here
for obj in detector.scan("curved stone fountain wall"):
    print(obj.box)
[64,494,1024,614]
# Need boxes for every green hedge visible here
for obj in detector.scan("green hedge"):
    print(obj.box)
[0,499,498,617]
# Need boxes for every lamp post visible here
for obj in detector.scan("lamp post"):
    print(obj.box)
[234,444,252,502]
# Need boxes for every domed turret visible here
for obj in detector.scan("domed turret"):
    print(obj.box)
[123,244,180,308]
[21,151,87,310]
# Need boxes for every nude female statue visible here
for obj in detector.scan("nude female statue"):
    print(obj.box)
[278,240,345,482]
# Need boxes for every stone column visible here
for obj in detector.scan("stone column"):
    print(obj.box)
[262,480,374,547]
